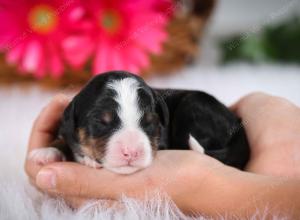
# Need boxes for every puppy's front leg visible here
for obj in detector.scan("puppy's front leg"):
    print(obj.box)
[189,134,205,154]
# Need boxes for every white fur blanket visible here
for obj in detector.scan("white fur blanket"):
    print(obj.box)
[1,63,299,219]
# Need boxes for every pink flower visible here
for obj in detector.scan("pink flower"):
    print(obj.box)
[64,0,173,75]
[0,0,173,78]
[0,0,81,78]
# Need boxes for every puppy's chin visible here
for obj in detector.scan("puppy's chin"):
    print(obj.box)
[103,159,152,174]
[104,165,143,174]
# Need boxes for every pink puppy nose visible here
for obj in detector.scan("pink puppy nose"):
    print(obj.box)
[121,147,143,162]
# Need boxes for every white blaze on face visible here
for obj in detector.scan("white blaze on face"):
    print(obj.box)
[104,78,153,174]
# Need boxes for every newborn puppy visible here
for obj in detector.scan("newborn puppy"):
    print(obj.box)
[30,71,249,174]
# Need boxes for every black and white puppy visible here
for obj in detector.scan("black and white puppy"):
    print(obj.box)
[30,71,249,174]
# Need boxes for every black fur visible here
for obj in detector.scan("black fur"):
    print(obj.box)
[154,89,249,168]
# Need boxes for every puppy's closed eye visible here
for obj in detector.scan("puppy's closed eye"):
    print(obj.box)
[145,112,155,122]
[89,111,113,126]
[100,112,113,125]
[142,113,158,125]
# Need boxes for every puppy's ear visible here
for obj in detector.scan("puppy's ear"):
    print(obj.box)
[152,90,169,149]
[153,90,169,127]
[58,100,78,146]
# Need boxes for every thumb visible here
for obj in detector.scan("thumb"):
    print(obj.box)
[35,162,138,199]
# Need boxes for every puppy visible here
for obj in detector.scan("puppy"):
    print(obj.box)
[30,71,249,174]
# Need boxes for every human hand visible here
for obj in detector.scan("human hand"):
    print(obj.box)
[25,92,300,217]
[25,94,70,184]
[231,92,300,177]
[25,94,233,213]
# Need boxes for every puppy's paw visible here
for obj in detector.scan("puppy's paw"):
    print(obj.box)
[189,134,205,154]
[28,147,66,165]
[74,154,102,169]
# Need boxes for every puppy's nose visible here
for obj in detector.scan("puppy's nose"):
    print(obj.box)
[121,147,143,162]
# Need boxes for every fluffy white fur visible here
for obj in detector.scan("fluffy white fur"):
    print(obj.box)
[0,63,299,219]
[107,77,142,128]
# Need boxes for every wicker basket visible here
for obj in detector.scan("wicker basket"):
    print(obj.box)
[0,0,215,88]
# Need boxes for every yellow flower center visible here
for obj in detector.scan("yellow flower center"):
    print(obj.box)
[28,5,58,34]
[100,10,121,34]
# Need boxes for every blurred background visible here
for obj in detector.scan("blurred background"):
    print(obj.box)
[0,0,299,165]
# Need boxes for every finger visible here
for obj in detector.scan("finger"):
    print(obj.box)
[233,92,299,137]
[35,162,148,200]
[229,101,239,113]
[34,151,217,200]
[229,92,271,114]
[28,170,99,209]
[28,94,70,151]
[230,92,271,118]
[25,94,70,179]
[25,160,44,181]
[27,177,89,207]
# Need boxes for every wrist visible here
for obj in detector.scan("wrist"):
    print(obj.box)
[246,140,300,178]
[180,159,241,215]
[196,166,243,215]
[195,168,300,218]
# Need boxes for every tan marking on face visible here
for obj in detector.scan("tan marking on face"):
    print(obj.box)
[78,128,106,161]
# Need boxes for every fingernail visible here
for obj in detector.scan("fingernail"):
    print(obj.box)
[36,168,56,189]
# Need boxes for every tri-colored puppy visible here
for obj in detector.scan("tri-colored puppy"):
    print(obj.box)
[30,71,249,174]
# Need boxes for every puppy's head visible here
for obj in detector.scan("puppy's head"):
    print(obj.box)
[60,71,168,174]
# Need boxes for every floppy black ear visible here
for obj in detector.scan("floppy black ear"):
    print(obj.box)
[153,90,169,128]
[58,100,78,147]
[152,90,170,149]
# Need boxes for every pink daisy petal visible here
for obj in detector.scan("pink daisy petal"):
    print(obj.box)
[109,45,126,70]
[134,34,162,54]
[21,40,43,74]
[127,63,140,74]
[68,6,85,22]
[130,12,168,29]
[93,40,111,74]
[48,45,64,78]
[127,47,150,68]
[35,53,46,79]
[6,44,25,65]
[62,35,94,69]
